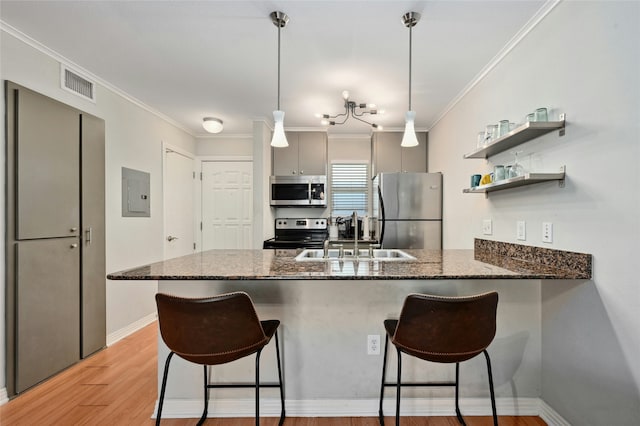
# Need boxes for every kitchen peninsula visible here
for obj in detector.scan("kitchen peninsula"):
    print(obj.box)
[107,240,591,419]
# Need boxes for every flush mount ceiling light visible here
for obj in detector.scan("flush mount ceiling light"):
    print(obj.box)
[318,90,383,130]
[401,11,421,147]
[270,11,290,148]
[202,117,223,134]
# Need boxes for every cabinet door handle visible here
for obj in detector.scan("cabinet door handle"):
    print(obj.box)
[70,243,78,249]
[300,170,304,174]
[70,227,78,233]
[85,227,93,246]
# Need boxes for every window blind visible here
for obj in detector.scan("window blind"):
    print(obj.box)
[330,163,369,217]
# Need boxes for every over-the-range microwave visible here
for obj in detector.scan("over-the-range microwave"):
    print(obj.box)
[270,175,326,207]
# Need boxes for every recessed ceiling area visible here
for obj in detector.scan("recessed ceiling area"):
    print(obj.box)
[0,1,545,136]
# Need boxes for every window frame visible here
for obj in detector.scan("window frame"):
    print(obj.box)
[329,161,370,219]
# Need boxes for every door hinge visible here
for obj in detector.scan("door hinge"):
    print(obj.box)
[193,242,196,250]
[193,171,195,179]
[200,172,203,180]
[200,222,203,230]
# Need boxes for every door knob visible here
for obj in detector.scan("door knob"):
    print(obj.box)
[167,236,179,242]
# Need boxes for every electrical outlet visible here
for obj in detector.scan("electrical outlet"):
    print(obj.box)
[517,221,526,241]
[367,334,380,355]
[482,219,492,235]
[542,222,553,243]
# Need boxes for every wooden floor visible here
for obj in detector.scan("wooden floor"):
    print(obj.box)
[0,322,546,426]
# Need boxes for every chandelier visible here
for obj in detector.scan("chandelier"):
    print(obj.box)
[318,90,383,130]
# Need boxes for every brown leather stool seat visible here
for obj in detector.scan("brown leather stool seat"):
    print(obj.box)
[155,292,285,425]
[379,292,499,425]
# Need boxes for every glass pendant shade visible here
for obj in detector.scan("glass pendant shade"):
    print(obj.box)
[401,111,419,147]
[270,110,289,147]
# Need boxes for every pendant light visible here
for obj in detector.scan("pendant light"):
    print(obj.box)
[270,11,290,148]
[401,12,421,147]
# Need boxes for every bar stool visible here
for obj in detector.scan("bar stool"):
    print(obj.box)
[378,291,499,426]
[155,292,285,426]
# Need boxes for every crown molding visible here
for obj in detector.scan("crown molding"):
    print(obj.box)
[0,20,195,137]
[428,0,562,131]
[195,133,254,140]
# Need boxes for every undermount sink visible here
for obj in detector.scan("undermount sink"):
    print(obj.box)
[295,248,416,262]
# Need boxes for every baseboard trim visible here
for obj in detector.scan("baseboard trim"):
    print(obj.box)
[0,387,9,406]
[153,397,542,419]
[106,313,157,346]
[539,399,571,426]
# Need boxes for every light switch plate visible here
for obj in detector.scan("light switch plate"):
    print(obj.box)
[517,221,526,240]
[542,222,553,243]
[482,219,492,235]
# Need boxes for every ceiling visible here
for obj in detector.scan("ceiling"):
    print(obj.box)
[0,1,545,137]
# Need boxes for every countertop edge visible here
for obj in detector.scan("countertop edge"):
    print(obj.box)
[107,245,592,281]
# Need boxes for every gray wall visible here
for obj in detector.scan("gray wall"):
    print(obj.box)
[428,1,640,424]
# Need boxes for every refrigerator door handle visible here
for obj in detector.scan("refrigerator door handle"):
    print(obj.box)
[378,186,385,246]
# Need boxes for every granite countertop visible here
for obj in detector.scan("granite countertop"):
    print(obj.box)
[107,240,592,281]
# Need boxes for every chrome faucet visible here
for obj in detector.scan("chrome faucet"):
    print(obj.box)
[323,239,330,259]
[352,211,358,258]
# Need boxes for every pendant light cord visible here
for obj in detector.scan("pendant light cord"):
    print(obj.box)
[277,24,281,111]
[408,24,412,111]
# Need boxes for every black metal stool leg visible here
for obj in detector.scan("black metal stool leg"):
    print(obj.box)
[275,330,286,425]
[395,348,402,426]
[197,365,209,426]
[455,363,466,425]
[156,351,175,426]
[483,350,498,426]
[255,349,263,426]
[379,334,390,425]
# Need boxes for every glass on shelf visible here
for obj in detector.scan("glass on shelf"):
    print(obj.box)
[509,151,525,177]
[534,107,548,122]
[484,124,498,145]
[498,120,512,137]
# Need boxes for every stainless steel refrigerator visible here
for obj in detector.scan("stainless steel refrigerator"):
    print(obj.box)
[373,172,443,249]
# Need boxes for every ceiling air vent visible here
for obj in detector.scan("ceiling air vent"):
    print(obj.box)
[61,65,96,102]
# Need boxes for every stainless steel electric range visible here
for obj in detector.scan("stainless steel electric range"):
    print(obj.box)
[262,218,328,249]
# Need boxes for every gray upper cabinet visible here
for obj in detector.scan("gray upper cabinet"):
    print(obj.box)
[16,87,80,240]
[372,132,428,175]
[273,131,327,176]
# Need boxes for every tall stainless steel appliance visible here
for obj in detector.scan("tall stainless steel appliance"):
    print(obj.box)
[373,172,443,249]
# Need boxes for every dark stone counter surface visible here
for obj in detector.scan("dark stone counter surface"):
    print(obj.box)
[107,240,591,281]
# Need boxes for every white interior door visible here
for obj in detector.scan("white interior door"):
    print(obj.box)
[164,148,195,259]
[202,161,253,250]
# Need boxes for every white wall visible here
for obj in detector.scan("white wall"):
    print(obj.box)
[196,135,252,157]
[428,1,639,424]
[0,27,196,395]
[252,121,276,246]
